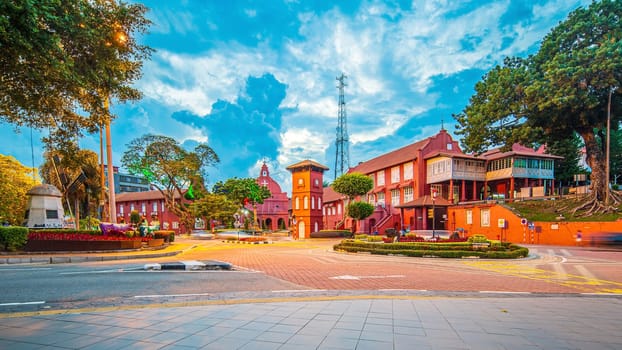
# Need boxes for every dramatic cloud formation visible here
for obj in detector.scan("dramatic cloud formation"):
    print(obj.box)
[1,0,592,193]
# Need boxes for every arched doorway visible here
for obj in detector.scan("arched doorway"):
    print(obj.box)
[298,221,306,239]
[265,218,273,230]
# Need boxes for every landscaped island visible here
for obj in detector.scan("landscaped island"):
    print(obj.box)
[334,234,529,259]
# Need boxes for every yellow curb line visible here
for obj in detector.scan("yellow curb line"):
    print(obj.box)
[0,294,445,319]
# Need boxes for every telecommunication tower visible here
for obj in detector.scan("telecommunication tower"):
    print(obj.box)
[334,73,350,179]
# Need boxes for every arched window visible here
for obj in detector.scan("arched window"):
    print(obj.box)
[304,196,309,209]
[337,203,342,215]
[318,197,322,208]
[311,196,315,209]
[295,197,300,210]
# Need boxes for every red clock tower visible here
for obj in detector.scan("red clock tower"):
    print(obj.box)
[286,160,329,239]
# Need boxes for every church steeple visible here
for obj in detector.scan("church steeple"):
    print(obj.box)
[261,162,269,177]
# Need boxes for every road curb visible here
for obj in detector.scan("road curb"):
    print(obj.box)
[144,260,232,271]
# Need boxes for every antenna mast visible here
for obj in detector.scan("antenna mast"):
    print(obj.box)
[334,73,350,179]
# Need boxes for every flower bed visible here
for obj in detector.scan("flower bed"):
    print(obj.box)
[24,230,147,252]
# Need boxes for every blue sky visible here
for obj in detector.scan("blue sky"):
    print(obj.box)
[2,0,591,194]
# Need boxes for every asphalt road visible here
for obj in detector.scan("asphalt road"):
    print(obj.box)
[2,238,621,315]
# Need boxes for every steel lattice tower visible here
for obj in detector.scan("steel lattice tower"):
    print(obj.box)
[334,73,350,179]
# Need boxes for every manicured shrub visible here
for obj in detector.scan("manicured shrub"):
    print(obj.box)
[0,226,28,251]
[154,230,175,243]
[333,239,529,259]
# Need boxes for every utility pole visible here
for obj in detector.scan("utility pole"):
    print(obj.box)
[335,73,350,180]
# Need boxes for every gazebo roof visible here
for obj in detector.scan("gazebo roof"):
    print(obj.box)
[395,195,453,208]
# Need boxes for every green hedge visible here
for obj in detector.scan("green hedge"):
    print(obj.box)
[333,240,528,259]
[154,230,175,242]
[311,230,352,238]
[0,226,29,251]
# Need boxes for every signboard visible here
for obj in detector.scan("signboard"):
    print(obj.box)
[520,218,528,226]
[528,222,535,230]
[498,218,506,228]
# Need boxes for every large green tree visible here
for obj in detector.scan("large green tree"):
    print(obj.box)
[455,0,621,213]
[0,155,40,225]
[39,148,101,228]
[191,193,239,230]
[0,0,152,150]
[212,177,271,230]
[331,172,374,232]
[121,134,219,233]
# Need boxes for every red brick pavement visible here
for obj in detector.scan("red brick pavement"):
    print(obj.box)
[176,239,616,294]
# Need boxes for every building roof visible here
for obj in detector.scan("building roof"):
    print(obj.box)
[395,195,453,208]
[322,186,346,203]
[27,184,62,197]
[480,143,564,160]
[286,159,330,171]
[116,189,181,202]
[349,138,430,175]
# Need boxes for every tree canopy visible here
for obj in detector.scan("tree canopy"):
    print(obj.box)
[121,134,219,233]
[0,0,152,150]
[331,172,374,201]
[212,177,271,229]
[39,149,101,226]
[454,0,621,212]
[0,154,40,225]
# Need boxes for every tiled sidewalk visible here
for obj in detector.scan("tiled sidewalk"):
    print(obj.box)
[1,296,621,349]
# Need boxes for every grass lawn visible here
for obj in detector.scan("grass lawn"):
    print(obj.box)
[505,195,622,222]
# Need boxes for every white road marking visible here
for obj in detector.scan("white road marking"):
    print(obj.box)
[330,275,405,280]
[0,301,45,306]
[134,293,211,298]
[271,289,327,293]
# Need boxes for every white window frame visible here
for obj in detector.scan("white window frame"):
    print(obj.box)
[466,209,473,225]
[391,166,400,183]
[377,170,385,186]
[403,162,413,180]
[391,189,400,206]
[480,209,490,227]
[403,186,413,202]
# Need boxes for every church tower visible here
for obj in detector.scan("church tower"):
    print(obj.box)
[286,160,329,239]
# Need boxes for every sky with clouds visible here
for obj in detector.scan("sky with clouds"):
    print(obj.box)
[2,0,591,194]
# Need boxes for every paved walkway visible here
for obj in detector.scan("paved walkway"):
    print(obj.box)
[1,296,621,349]
[3,237,622,349]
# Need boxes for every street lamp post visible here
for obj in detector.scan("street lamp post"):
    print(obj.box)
[104,97,116,223]
[431,188,437,239]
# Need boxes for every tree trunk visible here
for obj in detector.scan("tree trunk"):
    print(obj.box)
[578,128,606,201]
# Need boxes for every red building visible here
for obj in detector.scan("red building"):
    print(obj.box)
[247,162,290,230]
[115,190,185,234]
[323,128,562,235]
[287,159,329,239]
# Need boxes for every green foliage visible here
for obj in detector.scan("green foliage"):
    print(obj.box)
[130,210,141,225]
[347,201,375,221]
[333,240,529,259]
[212,178,271,207]
[310,230,352,238]
[454,0,622,200]
[40,149,101,220]
[0,226,28,251]
[154,230,175,242]
[122,134,219,233]
[468,235,489,243]
[0,155,40,225]
[331,172,374,200]
[191,193,238,228]
[0,0,153,151]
